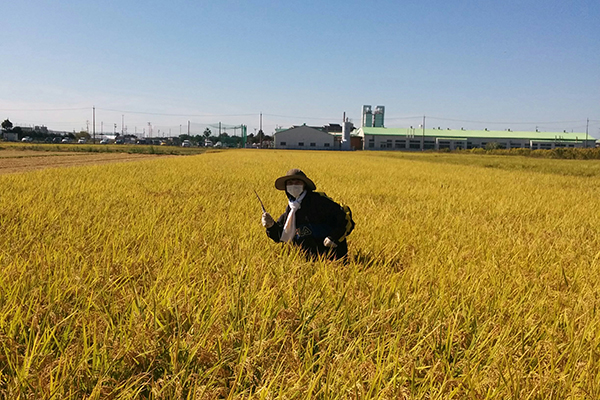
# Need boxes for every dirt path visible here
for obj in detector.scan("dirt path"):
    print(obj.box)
[0,150,70,158]
[0,152,171,175]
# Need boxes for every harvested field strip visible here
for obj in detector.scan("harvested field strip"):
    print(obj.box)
[0,151,86,158]
[0,153,172,175]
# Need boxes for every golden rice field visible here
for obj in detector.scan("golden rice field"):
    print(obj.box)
[1,149,600,399]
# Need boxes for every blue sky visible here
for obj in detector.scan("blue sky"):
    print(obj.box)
[1,0,599,137]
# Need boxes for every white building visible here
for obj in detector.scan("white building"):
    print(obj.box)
[274,125,335,150]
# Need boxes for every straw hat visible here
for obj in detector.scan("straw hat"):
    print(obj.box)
[274,168,316,191]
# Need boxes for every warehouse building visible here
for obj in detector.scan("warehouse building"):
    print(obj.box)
[273,124,335,150]
[273,122,362,150]
[357,104,595,150]
[356,126,596,150]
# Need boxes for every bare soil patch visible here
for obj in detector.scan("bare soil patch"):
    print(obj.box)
[0,153,171,175]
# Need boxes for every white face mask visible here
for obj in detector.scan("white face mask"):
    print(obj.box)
[286,184,304,199]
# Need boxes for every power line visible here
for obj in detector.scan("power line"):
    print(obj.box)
[10,120,83,125]
[385,116,424,120]
[0,107,89,112]
[5,105,598,133]
[263,114,337,121]
[423,116,584,125]
[96,108,255,117]
[7,105,596,126]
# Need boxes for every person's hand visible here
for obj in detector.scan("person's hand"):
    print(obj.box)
[323,237,337,248]
[261,212,275,228]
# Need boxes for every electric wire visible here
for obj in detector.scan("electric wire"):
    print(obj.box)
[0,107,89,112]
[3,105,598,133]
[96,108,255,117]
[414,116,585,125]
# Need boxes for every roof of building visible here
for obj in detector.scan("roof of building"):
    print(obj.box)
[275,123,355,135]
[275,125,326,134]
[356,127,595,141]
[275,125,328,135]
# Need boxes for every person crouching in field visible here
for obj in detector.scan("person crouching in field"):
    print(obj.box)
[261,168,352,261]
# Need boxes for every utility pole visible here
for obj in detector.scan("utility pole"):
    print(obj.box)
[187,120,190,135]
[585,118,589,148]
[422,115,426,151]
[259,112,263,148]
[121,115,124,135]
[92,106,96,144]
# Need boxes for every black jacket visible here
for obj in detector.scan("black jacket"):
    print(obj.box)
[266,191,348,260]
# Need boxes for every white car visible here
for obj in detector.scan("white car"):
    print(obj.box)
[61,138,72,143]
[100,139,110,144]
[78,138,87,144]
[181,140,192,147]
[21,136,33,142]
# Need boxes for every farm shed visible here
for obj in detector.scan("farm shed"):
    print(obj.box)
[356,127,596,151]
[2,131,19,141]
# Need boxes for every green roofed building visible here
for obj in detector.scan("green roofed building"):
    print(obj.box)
[355,127,596,151]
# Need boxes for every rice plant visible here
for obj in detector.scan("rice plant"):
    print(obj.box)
[0,150,599,399]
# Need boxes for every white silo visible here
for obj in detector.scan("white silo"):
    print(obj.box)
[341,114,352,150]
